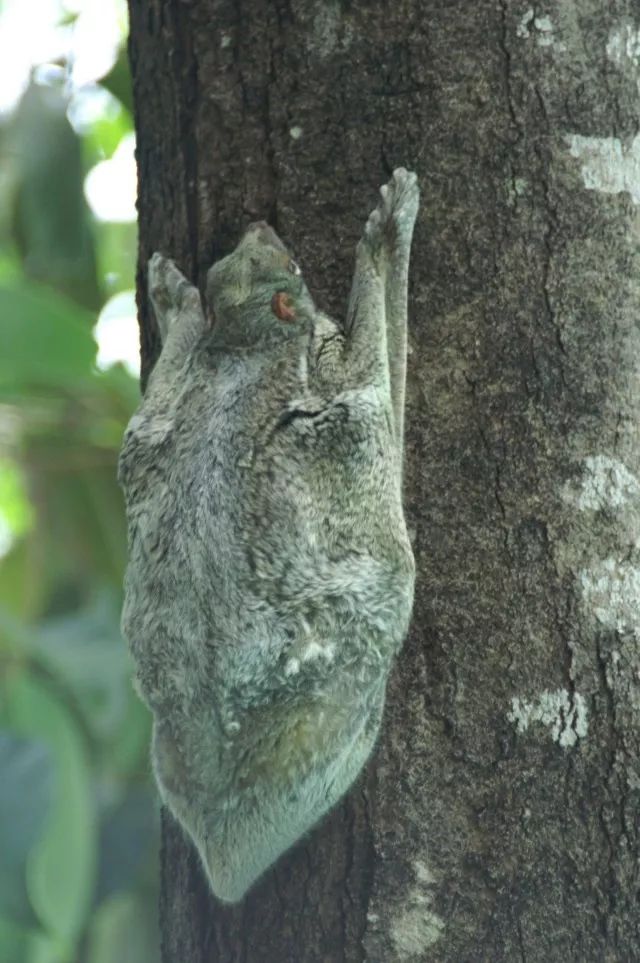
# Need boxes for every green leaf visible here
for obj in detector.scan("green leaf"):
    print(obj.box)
[0,915,29,963]
[0,459,35,546]
[94,365,140,427]
[0,281,97,395]
[31,593,131,740]
[5,672,97,946]
[30,454,127,595]
[81,95,133,168]
[105,693,150,779]
[0,734,54,925]
[9,82,100,309]
[94,220,138,297]
[0,252,23,285]
[86,893,159,963]
[98,46,134,116]
[56,11,80,28]
[0,541,46,622]
[0,922,64,963]
[25,930,67,963]
[95,788,157,903]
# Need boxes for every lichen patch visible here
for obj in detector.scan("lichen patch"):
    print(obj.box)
[508,689,588,748]
[567,133,640,205]
[607,24,640,68]
[561,455,640,512]
[579,558,640,634]
[390,905,445,959]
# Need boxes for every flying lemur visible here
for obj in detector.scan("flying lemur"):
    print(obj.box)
[119,168,419,902]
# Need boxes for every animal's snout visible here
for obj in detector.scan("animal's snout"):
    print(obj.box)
[245,221,287,252]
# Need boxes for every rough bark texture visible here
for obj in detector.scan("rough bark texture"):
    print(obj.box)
[127,0,640,960]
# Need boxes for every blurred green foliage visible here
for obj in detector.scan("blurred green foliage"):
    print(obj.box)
[0,11,159,963]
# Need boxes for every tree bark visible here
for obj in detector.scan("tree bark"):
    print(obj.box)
[127,0,640,960]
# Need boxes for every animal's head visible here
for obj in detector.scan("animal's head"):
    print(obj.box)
[206,222,315,348]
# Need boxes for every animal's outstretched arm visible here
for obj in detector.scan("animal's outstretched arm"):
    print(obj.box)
[145,253,207,400]
[345,168,419,443]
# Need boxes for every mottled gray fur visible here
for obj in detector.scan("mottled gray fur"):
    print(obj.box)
[119,169,419,902]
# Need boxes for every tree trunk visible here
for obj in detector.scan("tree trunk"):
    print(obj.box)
[127,0,640,959]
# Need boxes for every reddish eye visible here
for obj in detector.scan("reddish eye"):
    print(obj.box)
[272,291,296,322]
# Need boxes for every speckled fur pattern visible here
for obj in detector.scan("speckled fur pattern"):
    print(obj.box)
[119,169,419,902]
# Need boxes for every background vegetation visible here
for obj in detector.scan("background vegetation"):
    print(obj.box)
[0,2,159,960]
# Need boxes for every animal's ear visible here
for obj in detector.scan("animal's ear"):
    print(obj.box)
[271,291,297,322]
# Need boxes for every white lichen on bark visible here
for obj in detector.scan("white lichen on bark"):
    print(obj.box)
[516,9,534,38]
[579,558,640,634]
[382,859,444,959]
[561,455,640,512]
[567,133,640,204]
[508,690,589,748]
[311,3,353,58]
[390,905,445,959]
[516,10,564,49]
[607,24,640,68]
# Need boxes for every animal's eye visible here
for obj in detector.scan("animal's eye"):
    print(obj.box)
[288,259,301,276]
